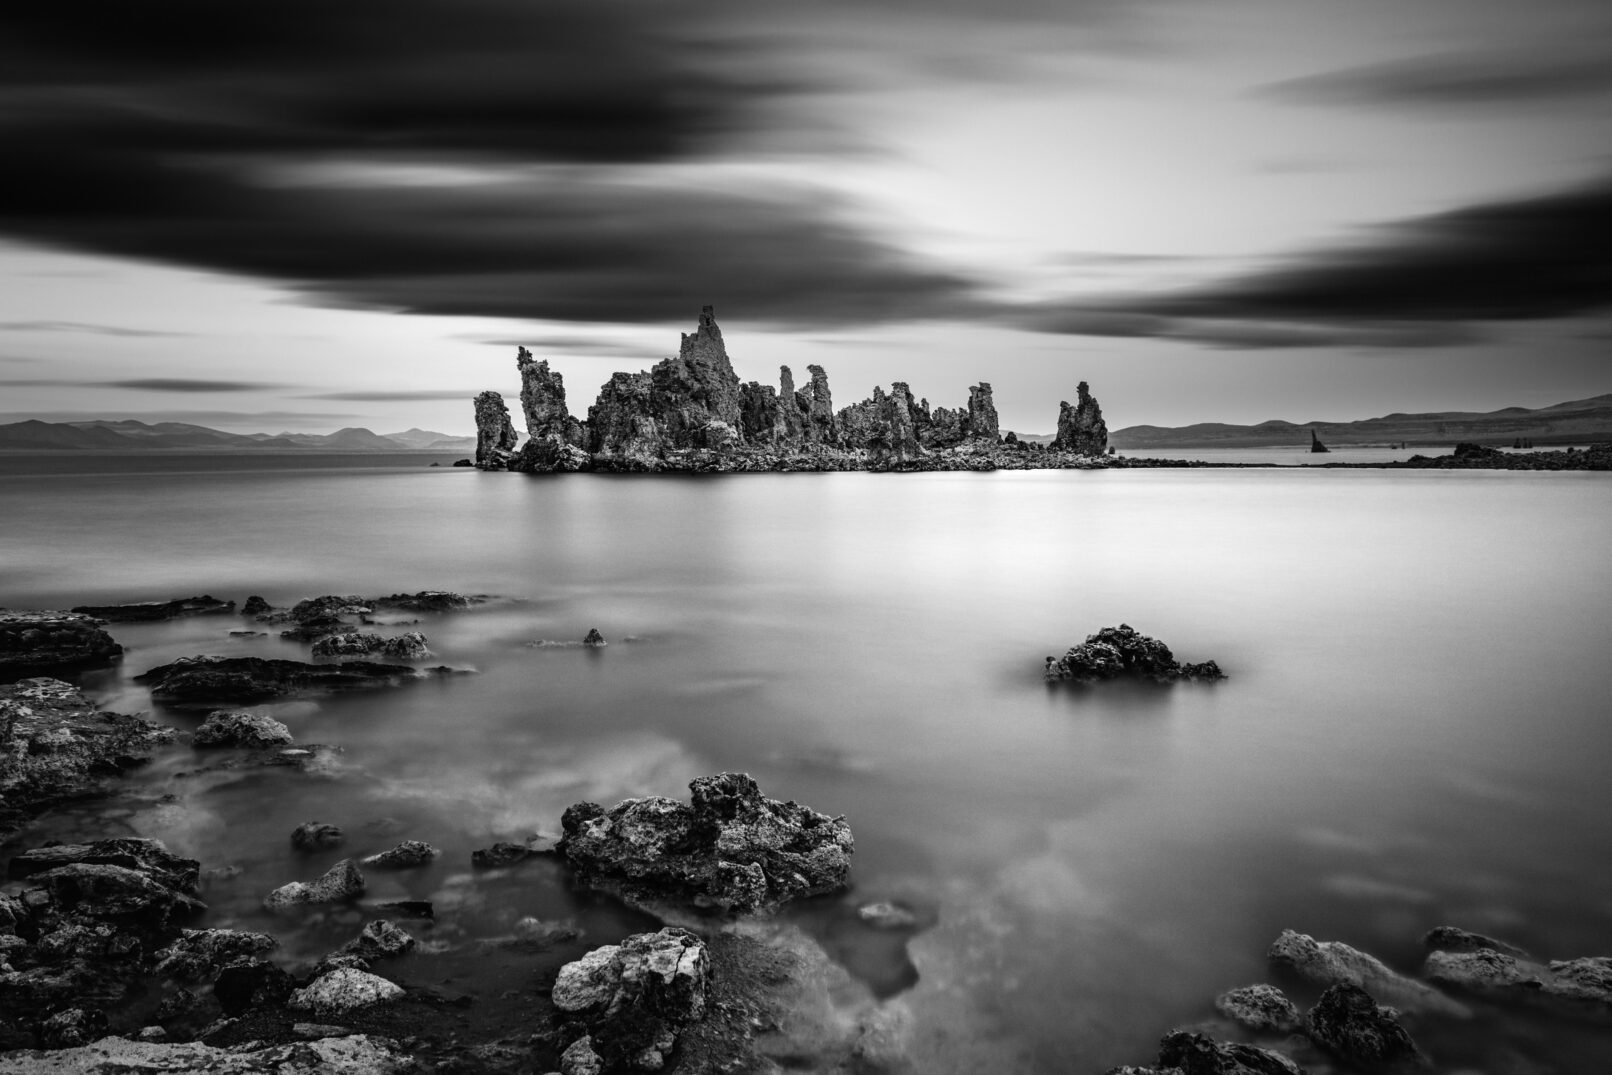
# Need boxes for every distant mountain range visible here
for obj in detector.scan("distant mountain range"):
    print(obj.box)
[1109,393,1612,450]
[0,418,476,452]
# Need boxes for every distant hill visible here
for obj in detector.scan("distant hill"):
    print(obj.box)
[1110,393,1612,450]
[0,418,476,452]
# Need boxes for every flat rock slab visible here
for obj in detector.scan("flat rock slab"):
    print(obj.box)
[134,655,457,705]
[0,1033,413,1073]
[0,613,122,679]
[69,596,234,622]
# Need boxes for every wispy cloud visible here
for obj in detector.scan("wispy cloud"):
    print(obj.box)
[0,320,193,338]
[1,377,286,392]
[301,390,478,401]
[1256,50,1612,111]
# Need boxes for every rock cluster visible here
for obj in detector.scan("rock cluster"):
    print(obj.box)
[1,679,173,839]
[1052,379,1108,455]
[134,655,450,705]
[473,389,519,469]
[473,306,1111,473]
[558,772,853,913]
[1389,441,1612,471]
[310,631,432,660]
[1044,624,1225,684]
[0,612,123,680]
[551,927,709,1074]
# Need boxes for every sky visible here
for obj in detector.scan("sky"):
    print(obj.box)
[1,0,1609,436]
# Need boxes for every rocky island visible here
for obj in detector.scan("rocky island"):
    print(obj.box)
[472,306,1110,473]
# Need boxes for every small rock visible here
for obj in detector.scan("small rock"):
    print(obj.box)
[1307,983,1427,1067]
[192,711,294,749]
[856,901,921,930]
[292,822,345,851]
[289,967,405,1015]
[361,840,438,869]
[339,919,416,961]
[1214,984,1302,1034]
[241,596,272,617]
[583,628,606,647]
[561,1036,604,1075]
[1422,926,1529,958]
[264,858,365,908]
[1268,929,1469,1017]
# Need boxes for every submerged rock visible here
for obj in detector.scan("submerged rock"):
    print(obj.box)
[361,840,438,870]
[134,655,453,704]
[1,680,174,839]
[1213,983,1301,1034]
[1044,624,1225,684]
[1155,1030,1301,1075]
[0,611,122,679]
[241,595,272,617]
[1306,983,1427,1067]
[368,591,476,613]
[1268,929,1468,1017]
[69,595,234,622]
[337,919,416,961]
[1423,947,1612,1020]
[1422,925,1528,958]
[311,632,432,660]
[557,772,853,913]
[291,821,345,851]
[552,928,709,1073]
[264,859,365,908]
[191,710,294,749]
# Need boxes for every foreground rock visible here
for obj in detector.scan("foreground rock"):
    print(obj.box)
[1423,945,1612,1020]
[69,595,234,622]
[0,1034,415,1073]
[0,612,122,680]
[190,711,293,749]
[310,632,432,660]
[1213,984,1301,1033]
[551,928,708,1074]
[1045,624,1225,684]
[1306,983,1427,1067]
[134,656,454,705]
[474,390,520,469]
[558,772,853,913]
[263,859,365,908]
[1,679,174,838]
[1268,929,1468,1017]
[289,967,405,1015]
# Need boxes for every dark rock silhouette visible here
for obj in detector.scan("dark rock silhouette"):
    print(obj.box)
[472,390,518,469]
[134,655,454,705]
[1310,429,1330,453]
[1044,624,1224,684]
[1053,380,1108,455]
[70,595,233,622]
[1,611,123,680]
[1306,983,1427,1067]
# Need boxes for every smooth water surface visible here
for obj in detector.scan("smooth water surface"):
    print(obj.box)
[3,456,1609,1071]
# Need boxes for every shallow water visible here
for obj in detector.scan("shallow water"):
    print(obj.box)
[3,456,1610,1070]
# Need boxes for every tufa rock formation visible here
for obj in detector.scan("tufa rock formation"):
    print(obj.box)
[1053,380,1107,455]
[476,306,1122,473]
[472,390,518,469]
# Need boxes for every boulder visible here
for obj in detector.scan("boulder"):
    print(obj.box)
[1268,929,1468,1017]
[552,928,709,1072]
[264,859,365,908]
[557,772,853,913]
[0,611,122,679]
[1213,983,1301,1034]
[361,840,438,870]
[1045,624,1225,684]
[134,655,449,705]
[1423,948,1612,1019]
[1156,1030,1301,1075]
[213,958,295,1015]
[241,596,272,617]
[583,629,607,647]
[367,591,475,613]
[288,967,404,1015]
[191,711,293,749]
[69,596,234,622]
[310,632,432,660]
[337,919,415,961]
[291,822,344,851]
[1306,983,1427,1067]
[152,928,278,982]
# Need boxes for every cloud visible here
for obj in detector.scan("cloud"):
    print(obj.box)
[1,377,285,392]
[0,409,362,428]
[301,390,480,402]
[0,320,193,338]
[1257,51,1612,110]
[468,335,660,360]
[1022,175,1612,348]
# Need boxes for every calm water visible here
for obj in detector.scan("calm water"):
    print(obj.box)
[3,454,1610,1071]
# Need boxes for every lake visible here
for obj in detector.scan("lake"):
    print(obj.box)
[3,454,1610,1071]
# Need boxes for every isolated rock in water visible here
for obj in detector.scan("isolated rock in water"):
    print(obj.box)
[241,595,272,617]
[474,389,519,469]
[291,821,345,850]
[69,595,234,622]
[191,710,293,749]
[1052,380,1108,455]
[0,611,123,679]
[286,595,371,622]
[1155,1030,1301,1075]
[553,928,708,1072]
[311,631,432,660]
[1214,983,1302,1033]
[264,858,364,908]
[135,655,447,704]
[361,840,438,869]
[558,771,854,912]
[1310,429,1330,454]
[518,347,586,446]
[1,680,174,839]
[1423,948,1612,1019]
[0,1034,415,1073]
[152,927,278,982]
[1045,624,1225,684]
[1268,929,1469,1017]
[471,838,550,868]
[368,590,475,613]
[1307,983,1427,1067]
[583,628,607,647]
[338,919,415,961]
[289,967,405,1015]
[1422,925,1528,958]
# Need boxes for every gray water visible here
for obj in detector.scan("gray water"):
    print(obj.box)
[2,455,1610,1071]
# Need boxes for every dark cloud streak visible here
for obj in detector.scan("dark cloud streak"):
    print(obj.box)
[1258,51,1612,110]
